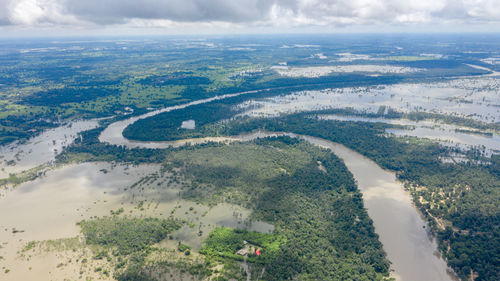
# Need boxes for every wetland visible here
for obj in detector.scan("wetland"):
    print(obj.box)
[1,34,499,280]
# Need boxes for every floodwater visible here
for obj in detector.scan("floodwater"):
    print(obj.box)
[235,77,500,156]
[5,71,497,280]
[0,90,278,281]
[0,120,99,179]
[387,127,499,156]
[100,103,457,281]
[272,64,422,78]
[0,162,157,281]
[318,114,500,156]
[238,76,500,123]
[0,161,272,280]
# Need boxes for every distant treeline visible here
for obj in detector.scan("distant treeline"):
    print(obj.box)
[137,73,212,86]
[21,87,121,106]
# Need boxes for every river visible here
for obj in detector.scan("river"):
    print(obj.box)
[100,112,457,281]
[299,135,456,281]
[0,85,465,280]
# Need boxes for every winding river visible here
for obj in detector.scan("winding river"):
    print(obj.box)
[5,64,498,280]
[0,87,463,280]
[99,102,457,281]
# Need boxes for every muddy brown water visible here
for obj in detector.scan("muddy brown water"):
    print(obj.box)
[100,109,458,281]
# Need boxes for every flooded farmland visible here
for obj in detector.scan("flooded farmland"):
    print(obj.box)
[238,76,500,123]
[0,161,271,281]
[1,66,498,280]
[0,120,99,179]
[318,115,500,156]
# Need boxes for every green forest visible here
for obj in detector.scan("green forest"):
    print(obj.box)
[62,138,392,280]
[164,139,392,280]
[121,107,500,281]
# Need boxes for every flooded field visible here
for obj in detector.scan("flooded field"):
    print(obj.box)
[238,76,500,123]
[236,75,500,157]
[0,162,271,281]
[1,66,497,280]
[272,64,423,78]
[0,120,99,179]
[0,162,156,280]
[318,115,500,156]
[387,126,499,156]
[1,32,499,281]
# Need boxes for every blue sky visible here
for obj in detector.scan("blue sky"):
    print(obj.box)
[0,0,499,36]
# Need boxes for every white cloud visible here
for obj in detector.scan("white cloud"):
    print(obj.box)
[6,0,81,26]
[9,0,48,25]
[0,0,499,31]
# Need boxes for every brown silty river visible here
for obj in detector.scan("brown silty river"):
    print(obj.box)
[98,97,459,280]
[2,80,488,280]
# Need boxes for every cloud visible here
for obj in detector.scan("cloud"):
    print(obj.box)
[0,0,499,30]
[0,0,12,24]
[5,0,81,26]
[64,0,282,24]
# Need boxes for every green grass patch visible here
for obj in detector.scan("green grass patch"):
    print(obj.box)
[200,227,285,264]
